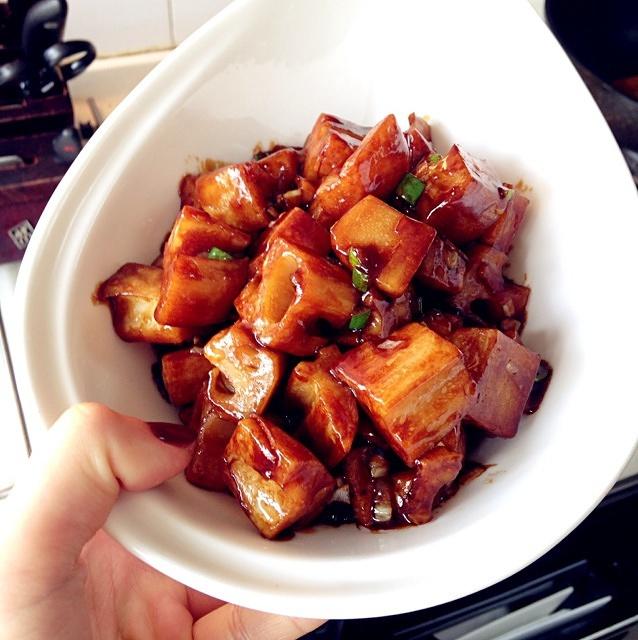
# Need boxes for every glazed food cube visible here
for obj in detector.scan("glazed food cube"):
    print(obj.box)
[236,238,357,356]
[500,318,522,342]
[492,282,530,322]
[310,114,410,227]
[344,446,394,528]
[439,423,466,456]
[482,190,529,253]
[298,176,317,202]
[415,145,503,244]
[423,310,464,339]
[151,252,165,268]
[163,205,251,267]
[179,173,198,208]
[155,254,248,327]
[355,415,393,451]
[185,382,237,492]
[161,347,212,406]
[448,244,507,317]
[331,196,436,298]
[335,323,474,466]
[404,112,435,169]
[393,447,463,525]
[195,163,274,232]
[97,263,195,343]
[224,416,335,538]
[178,404,195,425]
[247,252,265,278]
[302,113,370,182]
[451,328,540,437]
[276,175,317,210]
[255,207,331,257]
[450,245,529,323]
[203,322,286,420]
[256,147,299,193]
[286,345,358,467]
[416,235,467,294]
[362,289,414,341]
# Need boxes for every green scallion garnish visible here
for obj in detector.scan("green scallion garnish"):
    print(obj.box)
[348,247,361,269]
[396,173,425,205]
[349,310,371,330]
[207,247,233,261]
[352,267,368,292]
[427,153,442,165]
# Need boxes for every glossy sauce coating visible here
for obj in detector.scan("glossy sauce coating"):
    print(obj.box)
[224,416,335,539]
[310,115,410,227]
[203,322,286,420]
[335,323,475,466]
[415,145,504,244]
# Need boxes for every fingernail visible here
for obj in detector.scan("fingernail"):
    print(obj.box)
[148,422,196,447]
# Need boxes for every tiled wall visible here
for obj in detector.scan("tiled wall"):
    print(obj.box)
[170,0,234,43]
[66,1,545,58]
[64,0,233,57]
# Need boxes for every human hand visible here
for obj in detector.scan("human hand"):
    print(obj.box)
[0,403,323,639]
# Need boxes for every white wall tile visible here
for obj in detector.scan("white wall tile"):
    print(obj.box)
[169,0,233,43]
[65,0,172,57]
[528,0,546,21]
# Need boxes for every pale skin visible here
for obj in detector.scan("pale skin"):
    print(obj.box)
[0,403,323,640]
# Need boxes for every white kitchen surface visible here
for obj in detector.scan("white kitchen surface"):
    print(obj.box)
[65,0,172,56]
[2,0,637,513]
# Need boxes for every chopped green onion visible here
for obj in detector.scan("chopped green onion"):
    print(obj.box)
[352,267,368,292]
[349,310,371,330]
[396,173,425,205]
[207,247,233,261]
[348,247,361,269]
[427,153,442,165]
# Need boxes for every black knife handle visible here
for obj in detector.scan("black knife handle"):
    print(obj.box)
[21,0,68,63]
[0,58,28,88]
[42,40,95,81]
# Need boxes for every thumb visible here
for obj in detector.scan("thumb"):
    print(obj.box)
[0,402,194,587]
[194,604,324,640]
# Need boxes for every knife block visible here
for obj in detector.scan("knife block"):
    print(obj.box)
[0,85,73,262]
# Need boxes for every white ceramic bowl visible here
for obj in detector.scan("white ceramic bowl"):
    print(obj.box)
[15,0,638,620]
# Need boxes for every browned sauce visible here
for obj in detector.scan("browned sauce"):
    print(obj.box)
[459,460,492,486]
[525,360,553,414]
[316,502,356,527]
